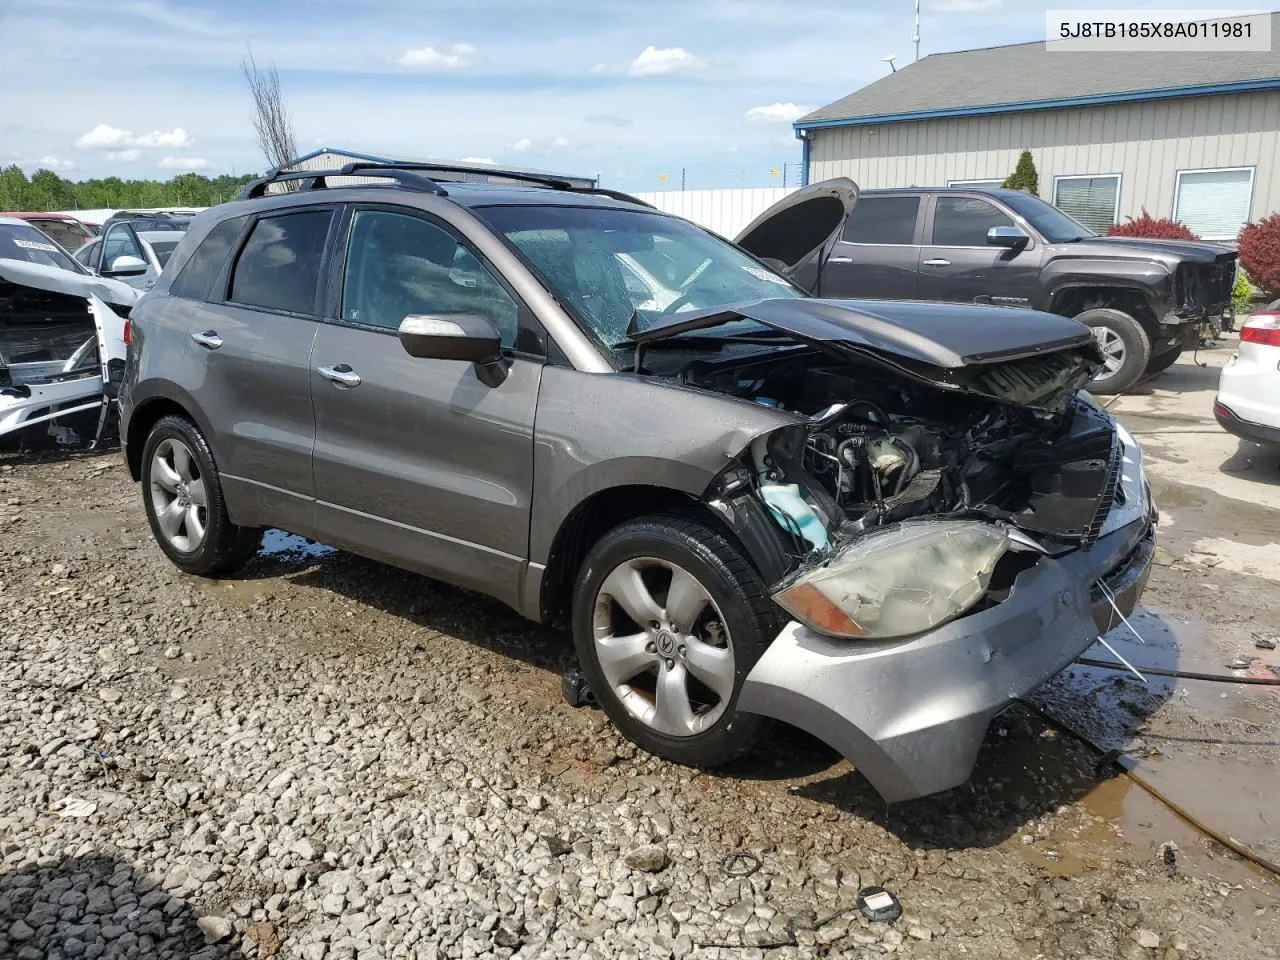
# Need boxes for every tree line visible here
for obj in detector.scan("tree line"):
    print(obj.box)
[0,165,260,213]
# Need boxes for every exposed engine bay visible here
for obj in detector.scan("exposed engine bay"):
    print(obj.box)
[680,347,1118,554]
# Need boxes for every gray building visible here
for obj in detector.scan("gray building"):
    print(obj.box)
[796,18,1280,240]
[288,147,597,189]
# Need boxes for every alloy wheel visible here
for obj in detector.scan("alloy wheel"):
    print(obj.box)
[591,556,735,737]
[1092,326,1127,381]
[149,437,208,553]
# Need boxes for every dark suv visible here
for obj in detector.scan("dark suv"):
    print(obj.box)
[797,187,1237,393]
[119,168,1155,801]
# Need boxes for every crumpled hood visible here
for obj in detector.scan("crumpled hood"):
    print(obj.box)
[633,297,1095,366]
[1055,236,1236,266]
[634,297,1102,411]
[0,258,139,309]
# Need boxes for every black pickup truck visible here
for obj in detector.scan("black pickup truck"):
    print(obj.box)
[784,185,1237,394]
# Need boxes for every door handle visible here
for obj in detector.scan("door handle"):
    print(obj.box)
[318,364,362,389]
[191,330,222,349]
[828,256,853,263]
[922,258,952,267]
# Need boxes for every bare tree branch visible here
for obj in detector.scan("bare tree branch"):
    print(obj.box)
[241,47,298,182]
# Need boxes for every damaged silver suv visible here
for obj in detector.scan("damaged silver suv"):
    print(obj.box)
[120,163,1156,802]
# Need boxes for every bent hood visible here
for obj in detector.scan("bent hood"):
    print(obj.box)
[733,178,859,276]
[0,258,140,309]
[635,297,1102,409]
[1058,236,1236,266]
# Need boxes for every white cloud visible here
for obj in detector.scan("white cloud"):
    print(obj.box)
[552,136,570,148]
[74,124,193,150]
[458,156,494,164]
[628,46,698,76]
[933,0,1001,10]
[589,62,608,75]
[133,127,193,148]
[744,102,814,124]
[33,155,77,170]
[106,148,142,162]
[158,156,208,170]
[75,124,132,148]
[585,113,633,128]
[397,43,475,69]
[511,138,533,152]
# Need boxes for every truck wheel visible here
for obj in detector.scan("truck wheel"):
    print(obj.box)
[1076,308,1151,395]
[571,512,777,768]
[1145,346,1183,376]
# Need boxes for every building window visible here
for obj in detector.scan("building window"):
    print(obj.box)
[1053,175,1121,234]
[947,179,1004,189]
[1174,167,1255,241]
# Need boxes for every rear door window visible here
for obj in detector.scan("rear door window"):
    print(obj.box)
[840,196,921,244]
[930,197,1014,246]
[228,210,333,315]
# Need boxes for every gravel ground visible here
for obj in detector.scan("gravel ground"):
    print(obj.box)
[1,443,1277,960]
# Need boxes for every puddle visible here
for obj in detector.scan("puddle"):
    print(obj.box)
[1032,606,1280,881]
[259,529,336,560]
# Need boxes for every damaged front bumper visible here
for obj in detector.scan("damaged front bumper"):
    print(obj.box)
[738,428,1156,803]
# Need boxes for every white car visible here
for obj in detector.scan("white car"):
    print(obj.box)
[1215,302,1280,446]
[73,223,182,291]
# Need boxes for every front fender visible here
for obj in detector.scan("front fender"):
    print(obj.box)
[528,365,799,563]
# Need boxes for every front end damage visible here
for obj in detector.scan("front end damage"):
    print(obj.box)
[664,303,1156,801]
[0,259,135,447]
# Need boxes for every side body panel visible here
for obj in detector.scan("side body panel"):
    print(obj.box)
[916,195,1045,306]
[309,321,542,611]
[180,300,320,534]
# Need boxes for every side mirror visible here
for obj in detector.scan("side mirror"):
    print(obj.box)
[398,313,509,386]
[987,226,1029,249]
[105,254,148,276]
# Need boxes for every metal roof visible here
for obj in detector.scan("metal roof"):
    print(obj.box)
[799,14,1280,129]
[289,147,598,188]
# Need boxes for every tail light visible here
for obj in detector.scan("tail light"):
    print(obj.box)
[1241,322,1280,347]
[123,318,131,346]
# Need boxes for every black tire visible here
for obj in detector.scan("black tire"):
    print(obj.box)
[1075,307,1151,395]
[140,415,262,576]
[572,512,777,768]
[1144,346,1184,376]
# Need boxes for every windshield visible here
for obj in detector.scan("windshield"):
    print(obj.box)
[148,239,180,268]
[1001,193,1095,243]
[475,204,804,348]
[0,223,83,272]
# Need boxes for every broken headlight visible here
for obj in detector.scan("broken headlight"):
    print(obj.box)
[772,521,1010,640]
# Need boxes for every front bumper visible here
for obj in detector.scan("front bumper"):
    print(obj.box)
[739,428,1156,803]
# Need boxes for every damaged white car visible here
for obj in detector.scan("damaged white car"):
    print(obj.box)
[119,167,1156,802]
[1,217,137,447]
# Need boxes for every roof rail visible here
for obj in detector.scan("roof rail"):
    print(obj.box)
[235,160,656,208]
[236,164,449,200]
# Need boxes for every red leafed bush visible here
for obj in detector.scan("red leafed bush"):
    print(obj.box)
[1237,213,1280,297]
[1106,209,1200,240]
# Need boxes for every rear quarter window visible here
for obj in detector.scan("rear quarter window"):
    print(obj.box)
[841,196,921,245]
[169,217,246,301]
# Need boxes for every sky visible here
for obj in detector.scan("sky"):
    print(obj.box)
[0,0,1239,192]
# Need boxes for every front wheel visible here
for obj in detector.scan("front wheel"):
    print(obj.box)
[571,513,777,767]
[1076,307,1151,395]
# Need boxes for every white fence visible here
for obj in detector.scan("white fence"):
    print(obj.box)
[631,187,798,239]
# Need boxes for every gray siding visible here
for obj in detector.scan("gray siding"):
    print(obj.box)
[807,90,1280,226]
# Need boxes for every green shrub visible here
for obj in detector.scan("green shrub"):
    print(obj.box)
[1232,268,1255,314]
[1002,151,1039,196]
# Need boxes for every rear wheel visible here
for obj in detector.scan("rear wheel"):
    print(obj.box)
[141,415,261,576]
[1076,308,1151,395]
[571,513,776,767]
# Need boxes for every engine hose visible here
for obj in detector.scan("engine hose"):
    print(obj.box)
[1019,700,1280,879]
[1075,656,1280,686]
